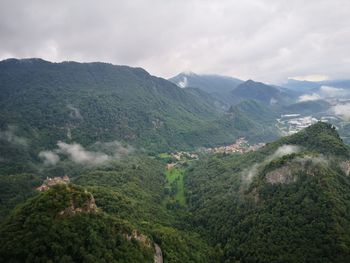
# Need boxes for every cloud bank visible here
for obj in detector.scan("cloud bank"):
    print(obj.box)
[39,140,134,166]
[319,86,348,97]
[298,93,321,102]
[1,0,350,83]
[331,103,350,120]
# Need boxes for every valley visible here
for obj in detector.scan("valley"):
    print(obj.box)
[2,1,350,262]
[1,59,350,262]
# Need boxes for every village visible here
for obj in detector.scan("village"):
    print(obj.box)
[203,137,265,154]
[36,175,70,191]
[165,138,265,170]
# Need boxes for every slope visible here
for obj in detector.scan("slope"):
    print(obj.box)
[0,58,261,174]
[231,79,294,105]
[185,122,350,262]
[169,72,243,94]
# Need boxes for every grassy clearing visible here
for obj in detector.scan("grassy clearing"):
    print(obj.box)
[158,153,172,159]
[164,168,186,207]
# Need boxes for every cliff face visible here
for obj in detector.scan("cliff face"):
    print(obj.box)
[340,160,350,176]
[59,192,98,216]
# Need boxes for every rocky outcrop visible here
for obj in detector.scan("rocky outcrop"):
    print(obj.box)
[266,166,297,185]
[154,244,163,263]
[125,230,163,263]
[340,160,350,176]
[125,230,153,248]
[37,176,70,191]
[59,192,98,216]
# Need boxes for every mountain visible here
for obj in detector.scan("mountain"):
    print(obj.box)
[2,58,350,262]
[169,72,243,94]
[227,100,280,142]
[284,79,350,94]
[283,99,331,115]
[0,155,216,262]
[283,79,322,93]
[0,184,156,262]
[0,58,270,174]
[231,79,295,105]
[185,122,350,262]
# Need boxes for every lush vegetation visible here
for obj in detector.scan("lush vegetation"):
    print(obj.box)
[0,184,155,262]
[0,58,276,176]
[1,57,350,262]
[163,168,186,208]
[185,122,350,262]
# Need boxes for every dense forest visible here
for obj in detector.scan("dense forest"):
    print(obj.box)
[0,58,281,176]
[1,59,350,262]
[185,122,350,262]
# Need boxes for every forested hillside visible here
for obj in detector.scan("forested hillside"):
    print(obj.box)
[0,58,276,175]
[185,122,350,262]
[0,155,216,262]
[1,58,350,263]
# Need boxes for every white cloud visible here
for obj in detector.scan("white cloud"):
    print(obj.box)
[320,86,348,97]
[178,76,188,88]
[0,126,28,146]
[39,140,134,166]
[298,93,321,102]
[331,103,350,120]
[290,74,329,82]
[57,141,110,165]
[39,150,60,165]
[272,145,300,159]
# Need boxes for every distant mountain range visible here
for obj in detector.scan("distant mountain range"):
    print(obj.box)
[284,79,350,94]
[169,71,243,94]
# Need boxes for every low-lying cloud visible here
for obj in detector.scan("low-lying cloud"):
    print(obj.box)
[57,142,110,165]
[331,103,350,120]
[67,104,83,120]
[271,145,300,159]
[0,125,28,146]
[298,93,321,102]
[39,150,60,165]
[39,140,134,166]
[241,145,300,184]
[320,86,348,97]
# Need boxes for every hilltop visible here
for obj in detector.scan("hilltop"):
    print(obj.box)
[185,122,350,262]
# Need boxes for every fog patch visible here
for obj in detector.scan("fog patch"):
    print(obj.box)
[241,164,259,185]
[269,145,300,161]
[178,76,188,88]
[331,103,350,121]
[39,150,60,165]
[39,140,133,166]
[320,86,348,97]
[293,155,328,166]
[298,93,321,102]
[57,142,110,165]
[67,104,83,120]
[241,145,300,185]
[0,125,28,146]
[270,98,277,105]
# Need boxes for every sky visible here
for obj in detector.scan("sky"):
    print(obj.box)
[0,0,349,83]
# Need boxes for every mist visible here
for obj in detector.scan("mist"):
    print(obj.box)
[39,140,134,166]
[0,126,28,146]
[331,103,350,120]
[241,144,300,184]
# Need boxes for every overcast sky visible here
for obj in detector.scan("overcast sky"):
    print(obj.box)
[0,0,349,83]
